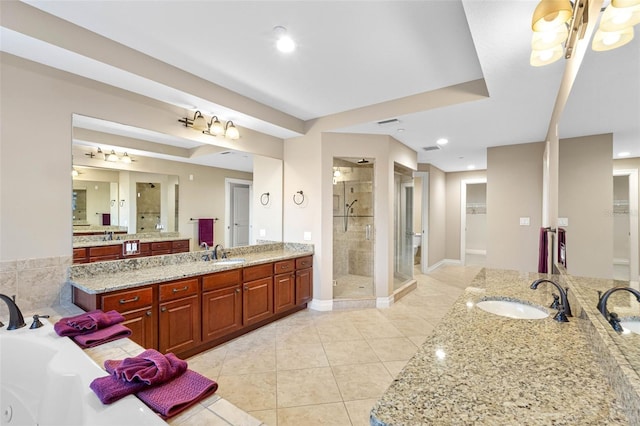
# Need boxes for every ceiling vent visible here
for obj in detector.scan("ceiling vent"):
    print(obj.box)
[377,118,400,126]
[422,145,442,152]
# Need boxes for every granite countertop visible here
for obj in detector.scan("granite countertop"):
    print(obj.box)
[70,248,313,295]
[370,268,629,425]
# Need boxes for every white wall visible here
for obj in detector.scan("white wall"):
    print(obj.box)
[252,155,283,243]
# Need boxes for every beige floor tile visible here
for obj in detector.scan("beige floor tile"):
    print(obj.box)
[355,321,403,340]
[382,360,409,378]
[247,409,277,426]
[216,372,277,412]
[322,339,379,366]
[388,316,435,337]
[344,398,378,426]
[331,362,394,401]
[275,323,321,345]
[316,322,363,343]
[219,346,276,375]
[276,342,329,370]
[276,367,342,408]
[368,337,418,362]
[277,403,351,426]
[188,346,227,380]
[407,334,429,346]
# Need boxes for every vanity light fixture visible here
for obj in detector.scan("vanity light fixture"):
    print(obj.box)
[530,0,640,66]
[121,152,132,163]
[179,111,241,140]
[71,168,79,178]
[106,150,118,162]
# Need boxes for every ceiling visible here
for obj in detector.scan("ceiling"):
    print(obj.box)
[2,1,638,172]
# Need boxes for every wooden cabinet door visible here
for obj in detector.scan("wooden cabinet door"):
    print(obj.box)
[274,273,295,314]
[295,268,313,305]
[159,294,200,355]
[121,306,157,349]
[243,277,273,326]
[202,285,242,342]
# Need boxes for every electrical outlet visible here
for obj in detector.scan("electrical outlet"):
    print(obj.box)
[558,217,568,227]
[303,231,312,241]
[519,217,530,226]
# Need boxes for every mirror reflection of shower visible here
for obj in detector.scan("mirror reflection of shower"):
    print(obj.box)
[344,199,358,231]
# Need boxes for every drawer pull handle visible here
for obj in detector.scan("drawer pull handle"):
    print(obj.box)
[146,310,152,317]
[244,286,248,291]
[235,288,241,294]
[172,286,189,293]
[119,296,140,304]
[161,306,167,312]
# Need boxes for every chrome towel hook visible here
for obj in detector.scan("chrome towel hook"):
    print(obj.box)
[293,190,305,205]
[260,192,270,206]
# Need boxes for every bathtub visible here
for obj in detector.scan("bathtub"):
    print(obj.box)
[0,319,166,426]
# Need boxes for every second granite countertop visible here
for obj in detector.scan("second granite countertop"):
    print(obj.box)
[370,268,628,425]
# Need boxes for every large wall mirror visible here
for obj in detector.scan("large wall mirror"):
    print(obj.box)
[71,114,283,250]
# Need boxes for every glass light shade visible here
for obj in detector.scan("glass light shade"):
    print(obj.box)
[97,148,106,160]
[192,111,208,131]
[592,26,634,51]
[224,121,240,140]
[531,24,569,50]
[530,44,564,66]
[277,35,295,53]
[107,150,118,162]
[71,168,79,177]
[532,0,573,31]
[613,0,640,7]
[209,117,224,135]
[121,152,132,163]
[599,4,640,31]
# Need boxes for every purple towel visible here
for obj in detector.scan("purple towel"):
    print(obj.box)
[90,349,188,404]
[198,218,214,247]
[73,323,131,348]
[136,369,218,419]
[54,310,125,337]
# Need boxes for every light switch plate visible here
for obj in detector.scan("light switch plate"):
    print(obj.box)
[519,217,530,226]
[558,217,568,227]
[303,231,312,241]
[259,229,266,237]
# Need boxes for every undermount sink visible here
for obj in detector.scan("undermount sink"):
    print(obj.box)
[215,258,245,265]
[620,320,640,335]
[476,299,549,320]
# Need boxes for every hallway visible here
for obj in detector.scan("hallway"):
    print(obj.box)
[171,264,483,425]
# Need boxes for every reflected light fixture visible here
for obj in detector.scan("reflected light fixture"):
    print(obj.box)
[71,168,79,178]
[106,150,118,162]
[274,26,296,53]
[530,0,640,66]
[207,116,224,136]
[121,152,132,163]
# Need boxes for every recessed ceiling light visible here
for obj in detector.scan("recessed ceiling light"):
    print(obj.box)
[274,26,295,53]
[397,128,405,133]
[618,151,631,157]
[467,165,476,170]
[436,138,449,146]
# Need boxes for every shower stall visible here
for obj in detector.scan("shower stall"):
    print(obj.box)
[332,158,374,299]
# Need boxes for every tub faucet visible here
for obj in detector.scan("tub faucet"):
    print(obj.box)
[596,287,640,328]
[0,294,26,330]
[530,279,572,322]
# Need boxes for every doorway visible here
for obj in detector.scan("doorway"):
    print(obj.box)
[613,169,639,283]
[226,179,252,247]
[460,179,487,266]
[394,164,414,290]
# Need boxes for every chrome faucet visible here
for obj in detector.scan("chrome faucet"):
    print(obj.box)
[213,244,226,260]
[0,294,26,330]
[596,287,640,331]
[530,279,572,322]
[200,242,209,250]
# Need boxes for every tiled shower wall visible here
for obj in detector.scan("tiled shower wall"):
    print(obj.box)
[0,256,71,318]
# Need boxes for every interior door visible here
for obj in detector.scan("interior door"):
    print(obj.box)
[231,183,250,247]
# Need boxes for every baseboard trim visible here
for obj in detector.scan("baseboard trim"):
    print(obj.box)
[376,295,394,308]
[309,298,333,311]
[465,249,487,255]
[427,258,462,272]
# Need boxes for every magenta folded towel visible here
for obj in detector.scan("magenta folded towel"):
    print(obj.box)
[89,349,187,404]
[136,369,218,419]
[73,323,131,348]
[54,309,125,337]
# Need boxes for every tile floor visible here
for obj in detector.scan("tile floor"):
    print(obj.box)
[171,263,483,426]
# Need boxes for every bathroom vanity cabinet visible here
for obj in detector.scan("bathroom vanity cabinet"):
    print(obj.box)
[72,254,313,358]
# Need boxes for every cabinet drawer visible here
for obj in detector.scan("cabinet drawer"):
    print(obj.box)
[295,256,313,270]
[151,241,172,251]
[159,278,199,302]
[139,242,151,256]
[274,260,295,274]
[172,240,190,252]
[73,247,87,259]
[243,263,272,282]
[202,269,242,291]
[89,245,121,258]
[102,287,153,312]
